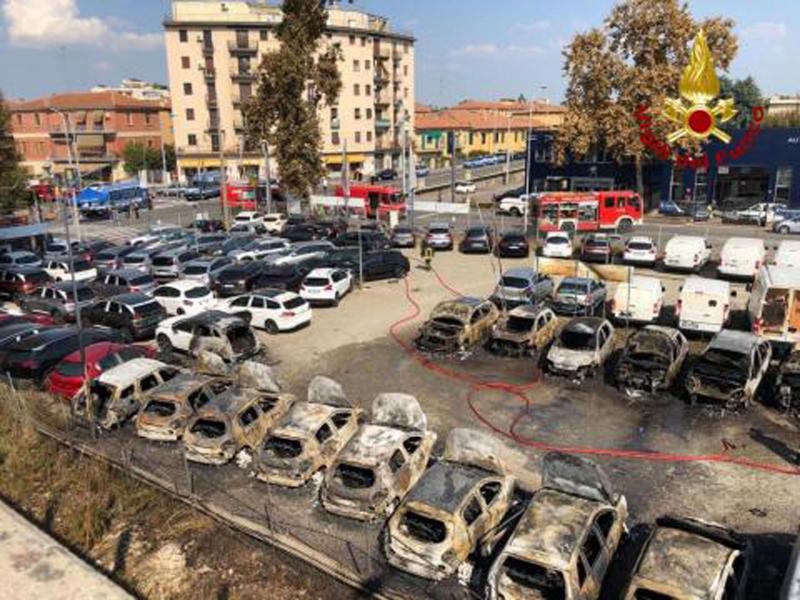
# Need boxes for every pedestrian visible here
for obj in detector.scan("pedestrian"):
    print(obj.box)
[321,176,329,195]
[133,203,140,220]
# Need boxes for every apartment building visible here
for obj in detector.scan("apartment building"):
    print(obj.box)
[7,91,171,182]
[164,0,415,183]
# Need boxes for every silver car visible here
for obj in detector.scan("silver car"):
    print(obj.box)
[425,223,454,250]
[181,257,234,286]
[775,216,800,235]
[151,248,200,280]
[490,267,553,308]
[268,241,334,266]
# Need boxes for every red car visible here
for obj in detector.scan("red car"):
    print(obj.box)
[0,310,57,326]
[46,341,155,400]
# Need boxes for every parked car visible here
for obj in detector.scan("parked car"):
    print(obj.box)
[489,305,558,357]
[267,241,334,267]
[773,350,800,414]
[372,168,398,182]
[130,225,182,247]
[415,165,430,178]
[497,195,533,217]
[610,275,664,324]
[192,233,229,256]
[677,276,731,334]
[43,238,82,261]
[217,290,311,334]
[663,235,712,272]
[216,234,256,257]
[540,231,573,259]
[773,240,800,268]
[181,257,233,286]
[580,234,616,263]
[190,218,225,233]
[120,245,163,272]
[228,222,268,236]
[18,281,96,323]
[416,297,499,353]
[152,280,216,316]
[546,317,615,380]
[747,265,800,344]
[253,263,312,292]
[622,516,751,600]
[262,213,287,234]
[486,453,628,600]
[351,250,410,281]
[151,248,200,280]
[0,267,51,300]
[155,310,260,361]
[490,267,553,308]
[233,211,264,225]
[383,428,515,581]
[1,326,122,387]
[136,373,232,442]
[722,201,783,226]
[229,238,290,262]
[717,237,766,280]
[455,181,477,194]
[282,223,319,242]
[615,326,689,397]
[391,226,416,248]
[0,250,42,269]
[623,236,658,267]
[91,268,156,297]
[424,223,454,251]
[42,258,97,283]
[333,230,391,251]
[72,358,180,429]
[495,231,529,258]
[551,277,607,316]
[459,226,495,254]
[321,393,436,520]
[184,184,220,201]
[46,341,155,400]
[82,293,167,341]
[685,330,771,409]
[300,268,353,306]
[774,216,800,235]
[92,245,138,272]
[212,261,265,297]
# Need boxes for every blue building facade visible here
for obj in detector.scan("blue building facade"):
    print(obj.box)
[527,128,800,210]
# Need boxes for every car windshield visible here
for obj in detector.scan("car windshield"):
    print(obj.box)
[560,330,596,350]
[133,301,163,317]
[701,348,749,370]
[74,287,95,301]
[401,511,447,544]
[263,436,303,458]
[182,264,208,275]
[547,237,569,245]
[429,228,449,235]
[284,297,306,310]
[54,361,84,377]
[628,241,653,251]
[558,281,589,295]
[185,286,211,299]
[124,255,146,264]
[95,251,117,261]
[586,239,609,248]
[304,277,329,287]
[501,276,529,289]
[504,235,525,243]
[130,275,154,287]
[46,243,67,253]
[190,419,227,438]
[507,316,535,332]
[16,255,39,265]
[143,400,177,417]
[23,271,50,284]
[502,556,566,598]
[152,256,175,266]
[335,463,376,489]
[72,260,92,271]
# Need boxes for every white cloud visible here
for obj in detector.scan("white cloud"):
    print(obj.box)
[2,0,162,50]
[513,20,552,33]
[449,43,499,58]
[506,45,546,57]
[449,43,547,60]
[741,21,788,41]
[90,60,111,72]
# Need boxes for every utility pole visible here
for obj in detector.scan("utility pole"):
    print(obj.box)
[262,142,272,214]
[408,135,416,229]
[342,138,349,218]
[218,128,230,228]
[52,109,83,242]
[449,131,457,204]
[401,120,408,221]
[60,189,87,399]
[505,113,512,185]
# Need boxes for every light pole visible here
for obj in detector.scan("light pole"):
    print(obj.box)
[50,108,83,242]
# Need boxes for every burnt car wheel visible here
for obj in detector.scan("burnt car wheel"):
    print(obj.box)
[264,320,279,335]
[157,334,173,353]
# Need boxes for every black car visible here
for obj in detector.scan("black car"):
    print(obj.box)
[212,261,265,297]
[496,232,530,258]
[184,184,220,201]
[193,233,229,256]
[81,293,166,341]
[355,250,410,281]
[82,239,115,263]
[91,269,157,297]
[0,321,51,364]
[313,219,348,240]
[19,281,96,323]
[254,263,312,292]
[320,246,362,269]
[333,231,391,251]
[190,219,226,233]
[283,224,318,242]
[216,234,256,257]
[2,326,122,386]
[372,168,398,182]
[459,226,495,254]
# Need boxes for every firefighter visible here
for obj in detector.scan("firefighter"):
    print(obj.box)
[420,236,434,271]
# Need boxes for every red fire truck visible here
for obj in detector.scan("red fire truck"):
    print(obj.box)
[335,184,405,219]
[535,190,643,233]
[224,181,258,210]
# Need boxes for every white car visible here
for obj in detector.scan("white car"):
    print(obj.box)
[300,268,352,306]
[130,224,181,247]
[217,290,311,334]
[43,258,97,282]
[267,241,334,267]
[663,235,712,271]
[263,213,287,234]
[540,232,573,258]
[233,211,264,225]
[229,238,290,262]
[497,194,534,217]
[623,236,658,266]
[455,181,477,195]
[151,280,216,316]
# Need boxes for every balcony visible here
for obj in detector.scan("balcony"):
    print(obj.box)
[374,70,390,85]
[230,63,256,82]
[373,42,391,59]
[375,138,396,151]
[228,40,257,55]
[330,118,340,130]
[206,119,222,133]
[374,89,391,106]
[201,43,214,57]
[200,66,216,81]
[375,118,391,130]
[207,94,219,108]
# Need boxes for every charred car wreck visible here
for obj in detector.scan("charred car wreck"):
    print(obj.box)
[415,297,499,354]
[614,326,688,397]
[546,317,615,381]
[774,350,800,416]
[685,330,771,409]
[489,305,558,358]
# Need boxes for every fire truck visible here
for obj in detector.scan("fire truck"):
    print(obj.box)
[334,184,405,219]
[535,190,643,233]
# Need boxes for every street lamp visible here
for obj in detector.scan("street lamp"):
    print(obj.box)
[49,107,82,242]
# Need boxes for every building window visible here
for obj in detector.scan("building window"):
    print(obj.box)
[127,112,134,126]
[361,36,366,46]
[188,134,197,146]
[260,29,268,41]
[183,82,193,95]
[355,131,361,143]
[366,108,373,119]
[365,59,371,70]
[404,65,408,76]
[181,56,190,69]
[332,132,340,145]
[365,84,371,96]
[349,35,355,45]
[469,132,474,145]
[404,87,409,99]
[481,132,487,144]
[145,112,152,125]
[186,108,195,121]
[331,107,338,120]
[367,131,373,142]
[353,59,360,72]
[179,29,188,42]
[15,114,22,125]
[354,108,361,120]
[776,167,793,202]
[211,133,220,152]
[34,113,41,126]
[353,84,360,96]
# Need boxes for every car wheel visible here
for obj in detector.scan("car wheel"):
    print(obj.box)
[779,226,790,235]
[617,219,633,233]
[510,208,521,217]
[332,293,340,307]
[264,320,279,335]
[393,265,406,279]
[157,334,173,353]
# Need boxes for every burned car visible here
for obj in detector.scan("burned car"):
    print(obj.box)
[321,393,437,521]
[156,310,260,362]
[136,373,232,441]
[773,350,800,415]
[256,376,362,487]
[546,317,615,381]
[415,297,500,353]
[614,326,689,397]
[183,387,295,465]
[685,330,771,409]
[73,358,180,430]
[383,428,515,581]
[489,305,558,357]
[487,453,628,600]
[623,516,752,600]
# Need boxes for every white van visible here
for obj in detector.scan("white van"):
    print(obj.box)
[748,265,800,344]
[677,277,731,333]
[663,236,712,271]
[774,240,800,269]
[717,237,766,279]
[611,276,664,324]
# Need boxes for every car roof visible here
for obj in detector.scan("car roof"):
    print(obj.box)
[681,276,729,295]
[503,267,536,278]
[6,250,37,257]
[96,357,169,387]
[4,266,46,275]
[251,289,297,302]
[148,372,218,399]
[155,247,190,258]
[560,276,593,285]
[11,327,77,349]
[508,304,549,319]
[159,279,207,291]
[336,424,408,466]
[760,265,800,287]
[708,330,760,354]
[106,268,153,279]
[564,317,606,334]
[628,236,654,243]
[306,268,337,277]
[429,222,450,229]
[62,341,126,363]
[405,460,494,514]
[51,280,92,292]
[504,488,605,570]
[178,310,243,328]
[271,401,336,436]
[110,292,155,306]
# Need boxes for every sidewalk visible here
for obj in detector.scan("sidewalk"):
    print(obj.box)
[0,500,134,600]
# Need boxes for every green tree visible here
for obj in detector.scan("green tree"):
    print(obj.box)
[0,90,29,215]
[719,75,763,128]
[556,0,737,198]
[163,144,176,172]
[243,0,341,198]
[121,142,161,176]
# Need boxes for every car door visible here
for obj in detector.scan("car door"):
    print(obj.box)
[172,320,195,351]
[153,286,178,314]
[598,322,614,362]
[253,296,275,328]
[575,511,617,599]
[236,402,264,451]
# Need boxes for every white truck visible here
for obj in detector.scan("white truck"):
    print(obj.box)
[748,265,800,345]
[677,276,731,334]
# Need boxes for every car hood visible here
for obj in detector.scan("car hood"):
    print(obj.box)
[548,346,595,369]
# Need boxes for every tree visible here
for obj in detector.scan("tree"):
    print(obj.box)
[243,0,341,198]
[121,142,162,176]
[0,90,29,215]
[556,0,737,197]
[163,144,177,172]
[719,75,763,128]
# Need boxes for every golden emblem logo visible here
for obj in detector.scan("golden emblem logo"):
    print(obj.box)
[662,30,737,143]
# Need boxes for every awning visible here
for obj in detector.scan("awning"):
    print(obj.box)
[323,153,366,165]
[76,134,104,148]
[0,223,48,242]
[178,159,221,169]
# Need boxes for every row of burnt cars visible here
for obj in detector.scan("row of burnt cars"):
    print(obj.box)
[415,296,795,413]
[59,349,766,600]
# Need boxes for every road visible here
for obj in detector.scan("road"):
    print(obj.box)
[366,158,525,190]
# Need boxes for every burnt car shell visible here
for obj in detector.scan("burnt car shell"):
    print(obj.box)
[187,311,260,361]
[415,297,499,353]
[321,393,436,521]
[774,350,800,413]
[615,326,688,397]
[490,305,557,357]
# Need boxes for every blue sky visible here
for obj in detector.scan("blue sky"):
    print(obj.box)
[1,0,798,104]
